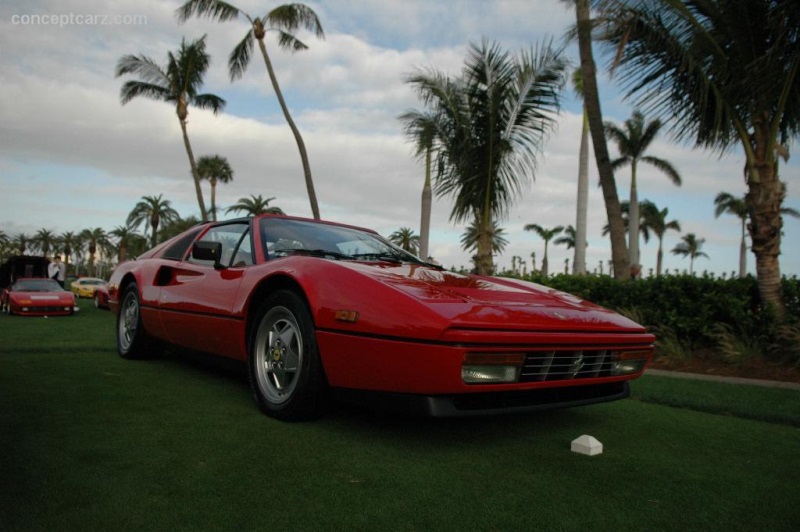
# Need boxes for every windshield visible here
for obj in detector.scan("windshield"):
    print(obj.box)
[12,279,63,292]
[260,218,429,265]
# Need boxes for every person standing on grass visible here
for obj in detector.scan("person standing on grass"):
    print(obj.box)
[48,256,66,288]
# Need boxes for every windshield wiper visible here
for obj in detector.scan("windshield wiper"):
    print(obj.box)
[271,248,352,260]
[350,252,404,264]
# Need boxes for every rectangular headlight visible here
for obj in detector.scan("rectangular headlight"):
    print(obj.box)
[462,353,525,384]
[611,349,652,376]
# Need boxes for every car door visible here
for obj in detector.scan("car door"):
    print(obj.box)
[156,221,253,358]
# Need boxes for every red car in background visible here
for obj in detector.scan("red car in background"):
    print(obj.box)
[94,284,110,310]
[1,278,76,316]
[107,215,654,420]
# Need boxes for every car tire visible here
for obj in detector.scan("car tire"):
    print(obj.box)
[116,283,152,359]
[248,290,328,421]
[94,293,100,308]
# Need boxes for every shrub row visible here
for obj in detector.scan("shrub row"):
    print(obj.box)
[507,273,800,362]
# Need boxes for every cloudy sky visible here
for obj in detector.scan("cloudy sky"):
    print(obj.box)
[1,0,798,277]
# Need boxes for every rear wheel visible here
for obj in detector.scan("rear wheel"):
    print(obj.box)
[94,293,100,308]
[116,283,151,359]
[248,290,327,421]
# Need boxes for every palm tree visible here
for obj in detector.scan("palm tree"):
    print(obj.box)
[571,69,590,275]
[461,219,509,273]
[59,231,77,275]
[641,201,681,277]
[177,1,325,220]
[116,35,225,222]
[33,229,57,258]
[80,228,110,278]
[714,192,749,278]
[671,233,708,276]
[12,234,28,256]
[407,39,567,275]
[109,226,145,263]
[554,225,579,252]
[524,224,564,277]
[605,110,682,271]
[226,195,285,216]
[570,0,629,280]
[389,228,420,255]
[127,195,181,248]
[197,155,234,222]
[399,110,438,261]
[596,0,800,316]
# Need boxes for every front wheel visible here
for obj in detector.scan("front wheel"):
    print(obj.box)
[248,290,327,421]
[116,283,152,359]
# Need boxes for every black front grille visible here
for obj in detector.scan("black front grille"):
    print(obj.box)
[519,350,614,382]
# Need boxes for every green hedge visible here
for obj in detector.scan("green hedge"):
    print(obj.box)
[505,273,800,359]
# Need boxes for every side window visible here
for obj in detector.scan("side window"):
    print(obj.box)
[231,230,254,267]
[188,223,250,268]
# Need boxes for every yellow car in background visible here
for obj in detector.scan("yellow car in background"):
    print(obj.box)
[70,277,106,298]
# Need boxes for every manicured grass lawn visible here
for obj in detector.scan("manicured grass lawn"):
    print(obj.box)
[1,301,798,531]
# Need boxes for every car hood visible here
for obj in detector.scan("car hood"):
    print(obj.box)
[338,262,645,333]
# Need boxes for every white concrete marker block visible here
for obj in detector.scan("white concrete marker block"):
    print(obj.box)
[571,434,603,456]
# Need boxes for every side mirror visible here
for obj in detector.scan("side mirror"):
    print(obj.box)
[192,241,225,269]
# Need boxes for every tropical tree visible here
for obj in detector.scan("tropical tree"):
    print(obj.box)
[571,69,590,275]
[714,192,749,278]
[159,216,203,243]
[59,231,77,274]
[407,39,567,275]
[641,201,681,276]
[554,224,579,252]
[461,219,509,272]
[12,234,28,255]
[596,0,800,316]
[32,229,57,258]
[109,226,146,263]
[671,233,708,276]
[398,110,438,261]
[524,224,564,277]
[570,0,629,280]
[605,110,682,271]
[389,227,420,255]
[197,155,234,222]
[177,0,325,220]
[127,195,181,248]
[116,35,225,222]
[80,228,110,278]
[226,195,285,216]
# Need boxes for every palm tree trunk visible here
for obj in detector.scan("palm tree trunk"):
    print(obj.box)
[542,243,550,277]
[257,39,321,220]
[211,181,218,222]
[738,220,747,278]
[419,148,432,260]
[656,238,664,276]
[746,161,785,318]
[178,117,208,222]
[575,0,629,280]
[476,215,494,276]
[574,108,589,275]
[629,163,640,269]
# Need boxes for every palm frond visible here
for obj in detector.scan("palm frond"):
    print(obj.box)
[175,0,241,23]
[229,30,255,81]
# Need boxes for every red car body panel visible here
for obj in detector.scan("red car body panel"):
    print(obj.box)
[2,278,76,316]
[108,215,654,416]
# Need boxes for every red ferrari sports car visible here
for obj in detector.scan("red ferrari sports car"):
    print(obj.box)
[1,277,76,316]
[108,215,654,420]
[94,284,110,310]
